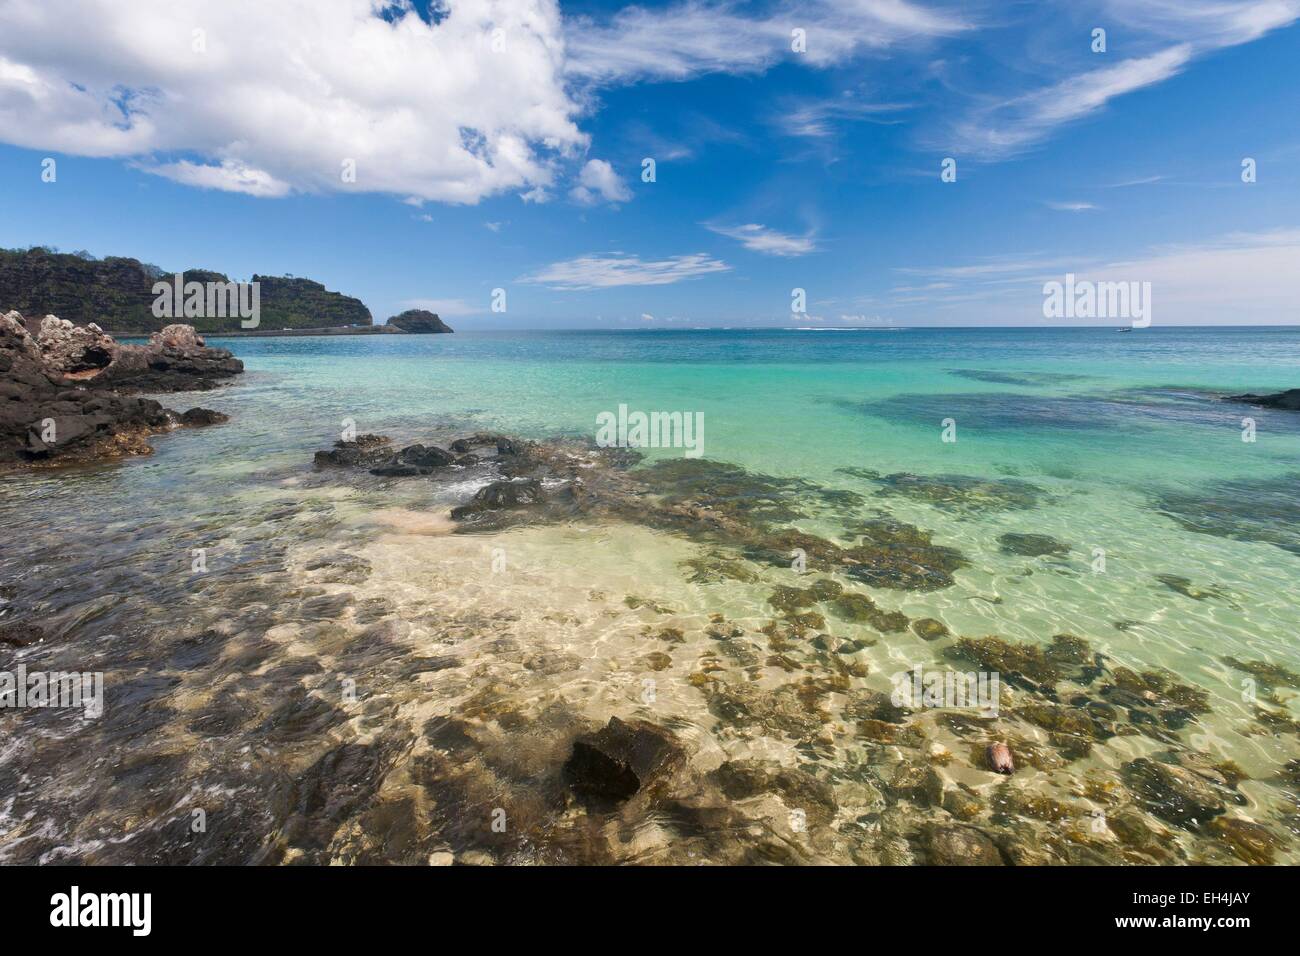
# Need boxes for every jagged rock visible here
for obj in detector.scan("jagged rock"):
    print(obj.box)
[36,315,115,376]
[1,313,232,467]
[369,443,456,476]
[563,717,684,803]
[150,324,204,350]
[314,436,392,468]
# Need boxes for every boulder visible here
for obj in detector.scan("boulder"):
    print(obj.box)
[563,716,683,803]
[36,315,115,376]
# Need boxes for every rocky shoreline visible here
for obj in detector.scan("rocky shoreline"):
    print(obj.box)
[1,312,241,468]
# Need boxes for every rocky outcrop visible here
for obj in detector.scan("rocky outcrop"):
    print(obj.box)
[387,309,453,333]
[1,311,235,468]
[1226,389,1300,411]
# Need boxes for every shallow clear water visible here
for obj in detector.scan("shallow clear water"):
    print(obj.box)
[1,327,1298,864]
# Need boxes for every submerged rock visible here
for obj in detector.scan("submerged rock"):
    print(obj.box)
[911,618,950,641]
[869,472,1044,514]
[919,824,1004,865]
[1122,757,1229,827]
[563,717,684,804]
[998,532,1069,557]
[1225,388,1300,411]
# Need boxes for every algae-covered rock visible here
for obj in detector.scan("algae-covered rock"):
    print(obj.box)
[1122,757,1228,827]
[1207,817,1282,865]
[911,618,950,641]
[919,824,1004,865]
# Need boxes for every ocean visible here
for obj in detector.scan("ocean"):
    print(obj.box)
[1,326,1297,864]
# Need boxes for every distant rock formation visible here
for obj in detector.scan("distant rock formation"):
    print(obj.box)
[1226,389,1300,411]
[0,247,372,333]
[387,309,453,333]
[1,312,240,468]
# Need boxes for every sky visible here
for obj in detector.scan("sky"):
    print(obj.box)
[1,0,1298,328]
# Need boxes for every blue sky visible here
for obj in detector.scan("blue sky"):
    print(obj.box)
[1,0,1298,327]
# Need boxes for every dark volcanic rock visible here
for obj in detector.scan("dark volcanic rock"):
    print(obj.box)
[450,478,544,520]
[369,443,457,476]
[1226,389,1300,411]
[179,407,229,426]
[95,324,244,392]
[387,309,453,334]
[2,311,229,468]
[563,716,684,804]
[314,435,392,468]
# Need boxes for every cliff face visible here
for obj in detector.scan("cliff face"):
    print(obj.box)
[0,248,372,332]
[387,309,454,333]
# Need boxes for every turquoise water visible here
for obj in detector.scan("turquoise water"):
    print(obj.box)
[2,327,1298,864]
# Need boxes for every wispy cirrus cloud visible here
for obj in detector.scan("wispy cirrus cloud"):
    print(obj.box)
[1046,200,1098,212]
[944,1,1300,159]
[707,222,818,256]
[521,252,730,290]
[565,0,970,84]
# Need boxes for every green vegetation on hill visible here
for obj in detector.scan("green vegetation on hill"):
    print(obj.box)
[0,246,372,332]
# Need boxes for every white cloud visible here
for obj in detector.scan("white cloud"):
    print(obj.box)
[707,223,817,256]
[569,158,632,204]
[950,45,1194,158]
[776,97,911,139]
[1046,201,1097,212]
[141,158,292,197]
[0,0,585,203]
[522,252,730,289]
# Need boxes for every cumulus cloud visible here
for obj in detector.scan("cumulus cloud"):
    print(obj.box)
[522,252,729,289]
[707,223,817,256]
[0,0,586,203]
[569,158,632,204]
